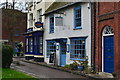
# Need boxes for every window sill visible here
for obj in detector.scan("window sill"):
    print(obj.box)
[70,58,85,61]
[49,32,54,34]
[73,27,82,30]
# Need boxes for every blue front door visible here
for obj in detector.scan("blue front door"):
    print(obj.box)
[104,36,114,73]
[60,40,66,66]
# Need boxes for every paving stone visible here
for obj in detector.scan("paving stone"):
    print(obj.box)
[98,72,114,78]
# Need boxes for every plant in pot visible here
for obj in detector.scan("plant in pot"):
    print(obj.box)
[77,61,84,71]
[70,61,78,70]
[77,56,88,71]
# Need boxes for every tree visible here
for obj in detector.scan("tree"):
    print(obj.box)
[0,0,27,12]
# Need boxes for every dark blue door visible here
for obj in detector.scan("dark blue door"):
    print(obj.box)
[60,40,66,66]
[104,36,114,73]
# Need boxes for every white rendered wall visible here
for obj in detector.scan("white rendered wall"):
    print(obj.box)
[27,1,55,29]
[44,3,92,66]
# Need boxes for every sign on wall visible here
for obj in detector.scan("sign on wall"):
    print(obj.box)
[55,17,63,26]
[35,22,43,28]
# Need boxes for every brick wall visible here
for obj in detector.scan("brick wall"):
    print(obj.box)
[2,9,27,50]
[92,2,120,77]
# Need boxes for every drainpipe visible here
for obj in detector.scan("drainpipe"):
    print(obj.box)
[93,2,96,72]
[91,2,96,72]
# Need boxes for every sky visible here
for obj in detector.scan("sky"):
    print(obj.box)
[0,0,43,3]
[0,0,27,12]
[0,0,120,3]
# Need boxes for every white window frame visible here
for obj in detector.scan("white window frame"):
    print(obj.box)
[37,9,42,22]
[29,13,33,27]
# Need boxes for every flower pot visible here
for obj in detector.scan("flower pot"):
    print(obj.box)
[70,65,77,70]
[78,66,84,71]
[70,65,74,70]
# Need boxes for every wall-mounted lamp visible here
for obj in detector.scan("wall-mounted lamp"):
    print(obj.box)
[56,45,59,50]
[87,3,91,9]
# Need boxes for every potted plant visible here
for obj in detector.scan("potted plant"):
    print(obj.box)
[77,56,88,71]
[70,61,78,70]
[77,64,84,71]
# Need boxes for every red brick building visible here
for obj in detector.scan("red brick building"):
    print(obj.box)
[2,9,27,52]
[92,2,120,77]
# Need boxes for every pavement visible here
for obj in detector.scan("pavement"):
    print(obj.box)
[11,58,88,79]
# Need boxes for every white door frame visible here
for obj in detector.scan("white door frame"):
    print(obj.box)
[102,26,114,72]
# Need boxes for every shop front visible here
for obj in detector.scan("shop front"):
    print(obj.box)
[24,31,44,62]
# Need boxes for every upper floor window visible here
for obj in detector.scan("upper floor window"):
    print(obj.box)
[74,6,81,29]
[29,13,33,27]
[49,15,54,33]
[37,9,42,22]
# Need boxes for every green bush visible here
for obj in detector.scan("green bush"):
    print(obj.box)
[2,44,13,68]
[63,64,71,69]
[70,61,78,70]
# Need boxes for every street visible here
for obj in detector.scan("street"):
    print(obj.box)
[11,58,87,79]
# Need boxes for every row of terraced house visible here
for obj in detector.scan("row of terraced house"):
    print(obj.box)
[24,1,120,77]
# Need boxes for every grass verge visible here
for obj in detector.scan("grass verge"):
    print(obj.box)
[1,68,39,80]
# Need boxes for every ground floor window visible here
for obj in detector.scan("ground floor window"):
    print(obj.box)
[26,36,43,54]
[29,37,33,52]
[70,38,86,60]
[33,37,37,53]
[46,41,56,57]
[26,39,28,52]
[39,36,43,53]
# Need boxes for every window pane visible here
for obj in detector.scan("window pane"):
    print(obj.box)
[29,38,33,52]
[39,37,43,53]
[47,41,56,57]
[37,9,42,22]
[74,6,81,28]
[50,16,54,33]
[70,38,86,59]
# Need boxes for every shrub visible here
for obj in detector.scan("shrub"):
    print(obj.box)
[2,44,13,68]
[70,61,78,70]
[63,64,71,70]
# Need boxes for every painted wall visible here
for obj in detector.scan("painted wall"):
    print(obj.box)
[44,3,92,66]
[27,1,55,30]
